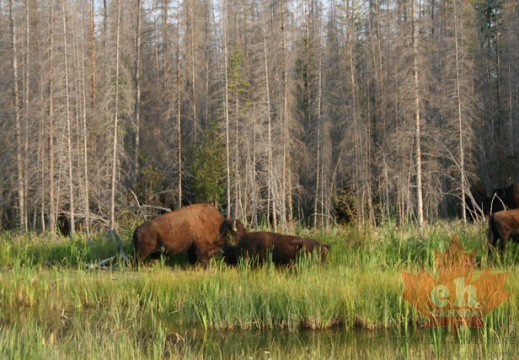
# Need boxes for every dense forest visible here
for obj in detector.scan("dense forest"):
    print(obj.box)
[0,0,518,233]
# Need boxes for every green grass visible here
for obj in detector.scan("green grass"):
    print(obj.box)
[0,221,517,358]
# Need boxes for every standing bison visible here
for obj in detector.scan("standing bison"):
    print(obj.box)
[221,231,330,266]
[488,208,519,256]
[133,204,244,266]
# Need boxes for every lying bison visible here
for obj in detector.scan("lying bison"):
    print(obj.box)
[133,204,245,266]
[488,208,519,256]
[221,231,330,266]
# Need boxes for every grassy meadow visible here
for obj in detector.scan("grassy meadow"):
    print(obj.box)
[0,221,517,359]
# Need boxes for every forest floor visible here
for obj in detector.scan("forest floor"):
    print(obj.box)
[0,221,517,359]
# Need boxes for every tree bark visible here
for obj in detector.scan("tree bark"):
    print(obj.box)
[453,0,466,223]
[177,9,182,209]
[347,0,361,220]
[190,1,198,143]
[412,0,424,228]
[80,7,91,238]
[89,0,96,107]
[48,0,56,235]
[110,0,122,229]
[223,0,231,218]
[314,9,323,227]
[261,6,274,228]
[23,0,30,229]
[62,0,75,234]
[10,0,26,231]
[133,0,141,185]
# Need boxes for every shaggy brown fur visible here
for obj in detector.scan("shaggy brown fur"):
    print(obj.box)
[299,237,330,258]
[133,204,245,266]
[488,208,519,255]
[221,231,329,266]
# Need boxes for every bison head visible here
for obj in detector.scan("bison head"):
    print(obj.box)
[296,240,330,261]
[320,243,330,260]
[219,218,246,245]
[220,244,239,265]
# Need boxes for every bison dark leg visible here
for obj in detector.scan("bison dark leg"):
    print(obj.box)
[498,233,509,255]
[194,246,211,268]
[494,220,511,257]
[488,217,507,258]
[488,222,497,257]
[187,244,198,265]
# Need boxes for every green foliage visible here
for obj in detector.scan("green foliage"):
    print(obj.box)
[228,49,252,118]
[191,124,226,204]
[229,50,250,98]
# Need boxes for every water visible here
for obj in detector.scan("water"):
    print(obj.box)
[2,302,516,359]
[165,327,516,359]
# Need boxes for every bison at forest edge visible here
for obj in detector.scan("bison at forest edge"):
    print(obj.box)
[133,204,245,266]
[465,183,519,219]
[488,208,519,256]
[221,231,330,266]
[489,184,519,212]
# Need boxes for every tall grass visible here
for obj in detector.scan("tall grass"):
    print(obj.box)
[0,221,517,358]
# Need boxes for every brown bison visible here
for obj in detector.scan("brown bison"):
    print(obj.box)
[221,231,330,266]
[133,204,245,266]
[488,208,519,256]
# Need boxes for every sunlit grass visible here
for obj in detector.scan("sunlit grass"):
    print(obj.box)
[0,221,517,358]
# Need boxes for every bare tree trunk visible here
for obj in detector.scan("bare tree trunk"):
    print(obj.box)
[133,0,141,185]
[412,0,424,228]
[177,9,182,209]
[279,5,290,228]
[80,9,91,237]
[314,15,323,227]
[110,0,122,229]
[154,13,160,89]
[234,94,240,220]
[223,0,231,218]
[347,0,361,221]
[10,0,26,231]
[163,0,168,89]
[204,1,210,127]
[375,0,387,140]
[62,0,75,235]
[48,1,56,235]
[252,103,258,227]
[90,0,96,107]
[103,0,107,50]
[261,7,274,228]
[453,0,466,223]
[23,0,30,229]
[190,1,197,143]
[38,72,46,232]
[494,22,501,146]
[285,9,293,224]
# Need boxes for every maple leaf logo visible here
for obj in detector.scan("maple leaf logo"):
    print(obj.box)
[402,235,510,328]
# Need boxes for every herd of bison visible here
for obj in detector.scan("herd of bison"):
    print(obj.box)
[132,203,329,267]
[132,184,519,267]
